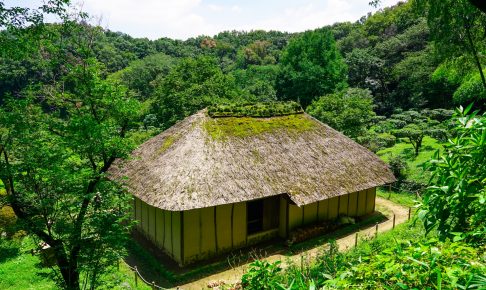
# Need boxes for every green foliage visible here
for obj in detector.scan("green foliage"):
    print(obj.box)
[306,88,375,138]
[357,131,396,152]
[231,65,279,101]
[377,136,444,185]
[388,154,408,182]
[276,28,347,108]
[241,260,283,289]
[453,71,486,104]
[419,105,486,243]
[152,56,240,128]
[385,110,448,156]
[325,240,486,289]
[109,53,176,100]
[207,101,302,118]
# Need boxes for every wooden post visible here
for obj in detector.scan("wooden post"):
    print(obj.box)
[152,281,156,290]
[408,207,411,220]
[388,184,392,199]
[375,224,378,238]
[134,266,138,287]
[355,232,358,248]
[300,255,304,271]
[393,214,396,229]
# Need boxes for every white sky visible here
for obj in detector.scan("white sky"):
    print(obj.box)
[6,0,402,40]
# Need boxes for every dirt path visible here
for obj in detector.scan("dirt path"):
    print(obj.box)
[179,197,409,289]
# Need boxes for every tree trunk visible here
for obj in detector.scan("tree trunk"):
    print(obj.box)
[465,23,486,90]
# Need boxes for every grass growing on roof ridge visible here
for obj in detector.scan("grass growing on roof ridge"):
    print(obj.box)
[203,114,316,140]
[207,101,303,118]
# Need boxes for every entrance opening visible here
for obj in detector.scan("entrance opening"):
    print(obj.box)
[247,199,263,235]
[247,196,280,235]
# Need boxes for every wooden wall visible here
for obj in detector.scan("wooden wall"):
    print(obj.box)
[286,188,376,232]
[132,187,377,266]
[133,197,182,264]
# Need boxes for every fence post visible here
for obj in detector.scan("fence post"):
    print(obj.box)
[152,281,156,290]
[300,255,304,271]
[355,232,358,248]
[134,266,138,287]
[388,184,392,199]
[393,214,396,229]
[408,207,411,220]
[375,224,378,238]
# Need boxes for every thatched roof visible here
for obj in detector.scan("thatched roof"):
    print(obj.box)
[109,111,395,211]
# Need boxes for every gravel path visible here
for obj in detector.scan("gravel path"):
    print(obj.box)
[179,197,409,289]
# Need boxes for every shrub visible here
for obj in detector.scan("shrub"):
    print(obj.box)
[241,260,282,289]
[388,154,408,182]
[420,105,486,243]
[325,240,486,289]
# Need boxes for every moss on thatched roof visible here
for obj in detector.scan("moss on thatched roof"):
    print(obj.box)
[203,114,315,141]
[109,110,395,211]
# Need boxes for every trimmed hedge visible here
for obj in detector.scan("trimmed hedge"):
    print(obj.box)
[207,101,303,118]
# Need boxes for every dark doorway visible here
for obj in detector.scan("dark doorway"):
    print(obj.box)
[247,196,280,235]
[247,199,264,235]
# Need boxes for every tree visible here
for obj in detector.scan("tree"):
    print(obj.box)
[415,0,486,92]
[152,56,239,128]
[109,52,176,100]
[419,105,486,243]
[393,123,428,156]
[0,4,142,289]
[276,29,347,109]
[306,88,375,138]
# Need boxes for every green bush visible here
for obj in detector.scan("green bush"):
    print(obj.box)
[420,105,486,243]
[453,72,486,104]
[241,260,283,289]
[325,240,486,289]
[207,101,303,118]
[388,154,408,182]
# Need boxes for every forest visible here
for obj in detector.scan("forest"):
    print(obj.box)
[0,0,485,289]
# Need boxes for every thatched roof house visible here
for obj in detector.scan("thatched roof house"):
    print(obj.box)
[110,108,395,266]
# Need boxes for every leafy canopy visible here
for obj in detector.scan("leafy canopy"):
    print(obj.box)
[306,88,375,139]
[276,28,347,109]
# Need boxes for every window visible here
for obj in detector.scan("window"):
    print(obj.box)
[247,199,264,235]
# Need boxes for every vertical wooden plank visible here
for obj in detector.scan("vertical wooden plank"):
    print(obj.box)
[183,209,200,263]
[164,210,172,255]
[288,204,303,232]
[338,194,349,216]
[171,211,181,265]
[327,196,339,219]
[149,205,156,242]
[141,201,148,235]
[170,211,174,256]
[214,207,218,253]
[318,199,328,222]
[357,190,367,216]
[180,211,184,265]
[232,202,246,247]
[348,191,358,217]
[155,208,164,248]
[200,207,216,255]
[366,188,375,214]
[216,204,232,251]
[303,202,318,225]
